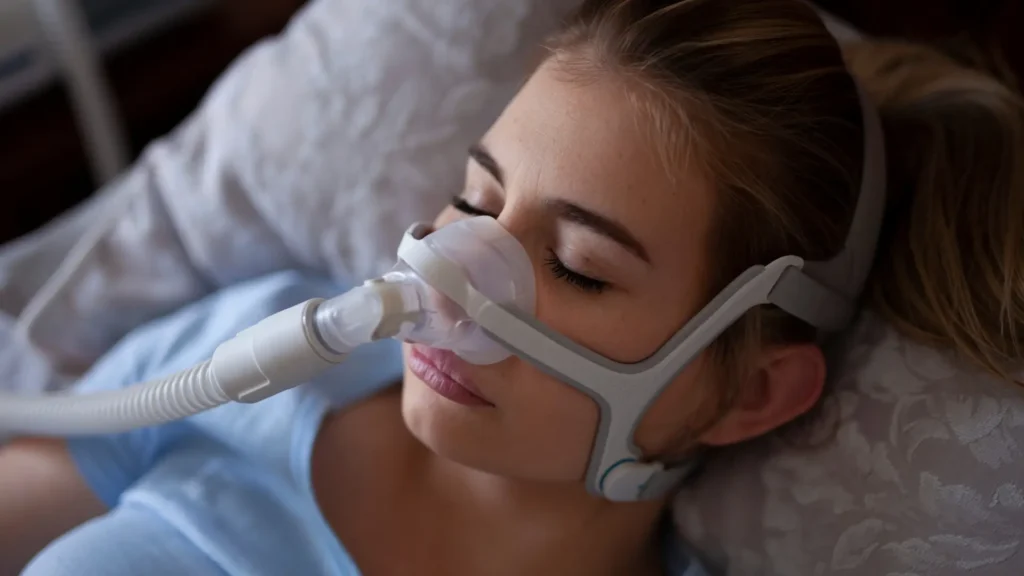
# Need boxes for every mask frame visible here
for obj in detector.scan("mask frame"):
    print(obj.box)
[396,83,886,501]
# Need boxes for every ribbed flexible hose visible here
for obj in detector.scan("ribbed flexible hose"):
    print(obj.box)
[0,292,392,437]
[0,361,226,436]
[0,281,422,437]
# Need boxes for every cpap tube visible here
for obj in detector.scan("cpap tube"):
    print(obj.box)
[0,218,524,437]
[0,274,478,437]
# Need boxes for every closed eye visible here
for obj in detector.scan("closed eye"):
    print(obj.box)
[544,252,609,294]
[451,196,498,218]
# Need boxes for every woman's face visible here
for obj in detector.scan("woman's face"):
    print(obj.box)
[401,61,743,483]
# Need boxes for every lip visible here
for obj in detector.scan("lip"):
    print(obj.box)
[408,345,493,407]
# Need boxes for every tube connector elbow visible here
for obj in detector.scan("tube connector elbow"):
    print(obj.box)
[212,299,347,404]
[213,279,426,405]
[313,278,427,354]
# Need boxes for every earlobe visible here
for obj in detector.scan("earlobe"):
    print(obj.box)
[698,344,826,447]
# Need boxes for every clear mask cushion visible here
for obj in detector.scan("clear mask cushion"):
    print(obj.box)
[394,217,536,365]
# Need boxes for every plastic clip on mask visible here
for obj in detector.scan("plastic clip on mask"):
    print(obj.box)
[393,83,887,502]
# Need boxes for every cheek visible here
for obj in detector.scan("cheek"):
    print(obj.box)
[523,274,712,459]
[632,353,721,456]
[534,279,690,364]
[499,364,601,475]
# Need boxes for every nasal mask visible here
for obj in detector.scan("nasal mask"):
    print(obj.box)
[0,86,885,502]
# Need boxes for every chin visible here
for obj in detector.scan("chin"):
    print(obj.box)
[400,368,510,473]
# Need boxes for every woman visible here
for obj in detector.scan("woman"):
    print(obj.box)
[2,0,1021,574]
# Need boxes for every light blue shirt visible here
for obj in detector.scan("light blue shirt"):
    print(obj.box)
[24,272,706,576]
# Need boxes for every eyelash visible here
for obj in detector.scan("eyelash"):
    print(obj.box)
[450,196,609,295]
[544,253,609,294]
[450,196,496,218]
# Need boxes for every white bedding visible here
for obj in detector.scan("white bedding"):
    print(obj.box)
[1,0,580,382]
[0,1,860,391]
[3,2,1022,574]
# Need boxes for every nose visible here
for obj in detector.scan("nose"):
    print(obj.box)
[493,202,542,258]
[415,216,537,313]
[398,216,537,365]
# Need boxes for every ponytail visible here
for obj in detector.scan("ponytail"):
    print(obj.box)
[845,40,1024,380]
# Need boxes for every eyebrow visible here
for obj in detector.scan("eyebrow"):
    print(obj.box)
[469,142,651,265]
[469,143,504,186]
[548,199,651,265]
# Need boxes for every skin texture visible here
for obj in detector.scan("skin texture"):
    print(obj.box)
[314,61,826,575]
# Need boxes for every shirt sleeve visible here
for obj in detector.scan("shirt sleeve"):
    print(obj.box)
[66,271,356,507]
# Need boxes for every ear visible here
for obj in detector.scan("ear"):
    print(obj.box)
[698,343,826,447]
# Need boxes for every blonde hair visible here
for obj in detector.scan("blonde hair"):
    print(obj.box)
[548,0,1024,411]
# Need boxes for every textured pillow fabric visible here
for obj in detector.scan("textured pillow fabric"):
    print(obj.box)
[14,0,579,376]
[673,313,1024,575]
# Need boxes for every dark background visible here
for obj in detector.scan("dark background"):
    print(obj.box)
[0,0,1020,245]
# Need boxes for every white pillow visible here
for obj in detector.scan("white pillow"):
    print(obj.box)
[673,313,1024,575]
[15,0,580,375]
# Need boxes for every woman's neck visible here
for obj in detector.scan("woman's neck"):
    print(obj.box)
[313,390,669,576]
[418,451,669,576]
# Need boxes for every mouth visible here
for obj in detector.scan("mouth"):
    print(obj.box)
[408,345,493,407]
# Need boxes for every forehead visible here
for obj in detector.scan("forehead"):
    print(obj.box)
[482,59,714,271]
